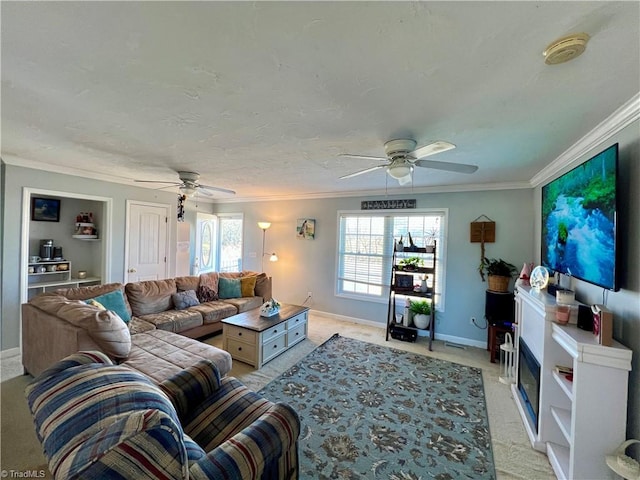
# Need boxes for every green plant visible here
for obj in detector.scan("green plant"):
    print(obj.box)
[409,300,431,315]
[398,256,423,269]
[479,258,518,280]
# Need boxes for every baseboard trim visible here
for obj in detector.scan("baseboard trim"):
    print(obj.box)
[1,347,21,359]
[309,309,487,349]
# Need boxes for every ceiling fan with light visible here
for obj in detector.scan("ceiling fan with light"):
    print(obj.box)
[134,170,235,197]
[339,139,478,185]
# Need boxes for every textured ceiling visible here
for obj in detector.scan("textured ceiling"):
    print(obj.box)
[2,2,639,202]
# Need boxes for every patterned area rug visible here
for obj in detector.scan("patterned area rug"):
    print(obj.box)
[259,334,495,479]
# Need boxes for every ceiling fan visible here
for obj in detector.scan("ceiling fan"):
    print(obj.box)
[339,139,478,185]
[134,170,235,197]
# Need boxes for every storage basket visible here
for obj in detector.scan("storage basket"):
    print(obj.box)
[488,275,510,293]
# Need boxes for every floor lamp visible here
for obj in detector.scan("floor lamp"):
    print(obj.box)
[258,222,278,272]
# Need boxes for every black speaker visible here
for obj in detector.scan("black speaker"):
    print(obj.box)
[577,305,593,331]
[485,290,515,325]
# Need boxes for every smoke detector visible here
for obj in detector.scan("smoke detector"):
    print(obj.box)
[543,33,590,65]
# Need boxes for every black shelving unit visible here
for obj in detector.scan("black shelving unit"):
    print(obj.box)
[386,242,437,350]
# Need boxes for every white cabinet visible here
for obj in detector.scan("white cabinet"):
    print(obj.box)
[27,260,101,299]
[513,285,632,480]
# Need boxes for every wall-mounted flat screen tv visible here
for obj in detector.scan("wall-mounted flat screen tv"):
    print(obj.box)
[541,143,619,291]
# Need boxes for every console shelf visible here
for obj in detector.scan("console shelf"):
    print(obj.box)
[513,285,632,480]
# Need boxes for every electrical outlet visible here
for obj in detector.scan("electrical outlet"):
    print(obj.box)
[470,316,476,325]
[307,291,312,298]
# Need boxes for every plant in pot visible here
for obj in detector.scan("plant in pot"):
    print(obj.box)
[409,300,432,329]
[398,256,423,271]
[479,257,518,292]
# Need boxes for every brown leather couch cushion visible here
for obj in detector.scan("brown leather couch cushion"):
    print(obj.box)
[126,279,177,316]
[138,309,203,333]
[188,301,237,324]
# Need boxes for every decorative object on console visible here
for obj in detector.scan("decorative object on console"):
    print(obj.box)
[260,298,281,317]
[529,265,549,291]
[517,262,534,286]
[592,304,613,346]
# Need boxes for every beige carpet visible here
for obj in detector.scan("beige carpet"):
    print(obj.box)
[1,313,555,479]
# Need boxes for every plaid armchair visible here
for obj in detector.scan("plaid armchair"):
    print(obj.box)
[26,351,299,479]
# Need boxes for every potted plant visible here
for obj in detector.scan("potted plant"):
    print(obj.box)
[398,256,423,271]
[409,300,432,329]
[479,257,518,292]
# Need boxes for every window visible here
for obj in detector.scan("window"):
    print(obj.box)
[337,209,447,310]
[218,214,243,272]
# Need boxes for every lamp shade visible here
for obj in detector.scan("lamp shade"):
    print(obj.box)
[269,253,278,262]
[258,222,271,230]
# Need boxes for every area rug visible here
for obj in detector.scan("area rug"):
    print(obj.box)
[259,334,495,479]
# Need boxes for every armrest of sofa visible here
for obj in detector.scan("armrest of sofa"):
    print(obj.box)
[159,360,223,420]
[189,402,300,480]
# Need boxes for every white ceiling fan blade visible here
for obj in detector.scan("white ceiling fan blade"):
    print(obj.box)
[338,153,388,161]
[414,159,478,174]
[340,165,386,179]
[198,184,236,195]
[134,180,181,185]
[411,141,456,159]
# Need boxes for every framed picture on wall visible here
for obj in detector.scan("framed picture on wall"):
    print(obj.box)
[31,197,60,222]
[297,218,315,239]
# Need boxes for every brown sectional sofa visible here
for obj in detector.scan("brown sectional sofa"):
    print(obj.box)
[22,271,271,381]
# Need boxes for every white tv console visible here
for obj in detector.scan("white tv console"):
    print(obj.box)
[512,285,632,480]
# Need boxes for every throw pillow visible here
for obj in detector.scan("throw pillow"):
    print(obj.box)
[218,277,241,299]
[85,299,106,310]
[240,276,257,297]
[196,285,218,303]
[87,290,132,323]
[172,290,200,310]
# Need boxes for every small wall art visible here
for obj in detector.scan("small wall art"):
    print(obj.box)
[31,197,60,222]
[297,218,315,240]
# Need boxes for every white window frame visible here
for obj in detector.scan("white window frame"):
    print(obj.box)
[335,208,448,311]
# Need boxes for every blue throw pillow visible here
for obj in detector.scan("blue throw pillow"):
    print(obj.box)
[86,290,131,323]
[218,277,241,299]
[172,290,200,310]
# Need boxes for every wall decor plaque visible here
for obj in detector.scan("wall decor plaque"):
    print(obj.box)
[361,199,416,210]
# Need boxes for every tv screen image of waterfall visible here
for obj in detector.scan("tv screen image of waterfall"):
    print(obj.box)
[541,143,618,291]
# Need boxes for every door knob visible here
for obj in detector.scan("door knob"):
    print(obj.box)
[128,267,137,273]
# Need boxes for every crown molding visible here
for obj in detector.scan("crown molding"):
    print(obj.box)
[530,92,640,188]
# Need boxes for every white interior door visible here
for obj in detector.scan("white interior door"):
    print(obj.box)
[195,213,217,275]
[126,201,170,283]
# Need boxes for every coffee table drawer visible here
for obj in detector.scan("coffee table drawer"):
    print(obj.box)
[262,323,286,343]
[287,311,308,329]
[226,338,258,366]
[262,333,287,364]
[225,324,258,344]
[288,322,307,346]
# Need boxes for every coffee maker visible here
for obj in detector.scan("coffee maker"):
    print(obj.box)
[39,239,54,261]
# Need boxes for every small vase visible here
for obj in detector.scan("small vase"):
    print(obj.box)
[420,279,428,293]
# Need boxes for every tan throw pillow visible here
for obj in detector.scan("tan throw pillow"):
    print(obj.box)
[240,276,257,297]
